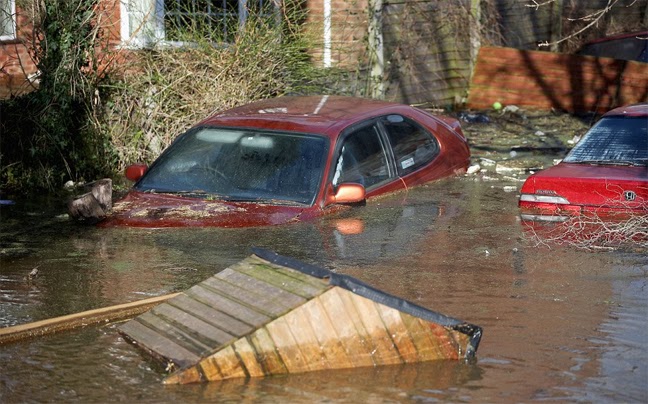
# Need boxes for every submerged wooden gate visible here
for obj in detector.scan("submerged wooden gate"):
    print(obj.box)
[119,249,482,384]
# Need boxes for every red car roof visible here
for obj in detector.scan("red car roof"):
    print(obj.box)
[603,103,648,118]
[198,96,414,138]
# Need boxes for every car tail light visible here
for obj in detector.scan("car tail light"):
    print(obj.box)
[519,194,570,204]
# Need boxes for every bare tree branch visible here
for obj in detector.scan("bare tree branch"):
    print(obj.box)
[535,0,621,47]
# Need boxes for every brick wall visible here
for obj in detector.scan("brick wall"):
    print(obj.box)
[0,1,122,99]
[0,8,37,98]
[305,0,370,68]
[467,46,648,113]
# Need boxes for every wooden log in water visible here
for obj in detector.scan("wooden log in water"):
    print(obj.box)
[68,178,112,223]
[0,293,179,345]
[86,178,113,211]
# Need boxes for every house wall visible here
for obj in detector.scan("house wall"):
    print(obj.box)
[305,0,370,68]
[0,1,122,99]
[0,6,37,99]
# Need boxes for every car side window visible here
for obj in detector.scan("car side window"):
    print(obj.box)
[382,115,439,176]
[332,124,391,189]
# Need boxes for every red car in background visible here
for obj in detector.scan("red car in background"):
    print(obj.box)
[577,30,648,63]
[103,96,470,227]
[519,103,648,221]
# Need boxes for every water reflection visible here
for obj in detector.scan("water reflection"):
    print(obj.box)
[1,179,647,402]
[177,360,483,402]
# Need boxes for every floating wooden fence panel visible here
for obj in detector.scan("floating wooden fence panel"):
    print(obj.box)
[119,249,482,384]
[468,46,648,114]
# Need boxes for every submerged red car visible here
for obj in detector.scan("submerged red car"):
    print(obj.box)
[103,96,470,227]
[519,103,648,221]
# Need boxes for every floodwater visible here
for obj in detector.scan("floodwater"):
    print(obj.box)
[1,177,647,402]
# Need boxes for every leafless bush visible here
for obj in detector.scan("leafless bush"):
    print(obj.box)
[103,7,343,170]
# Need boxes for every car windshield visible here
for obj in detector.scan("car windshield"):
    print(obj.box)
[563,116,648,165]
[135,127,329,205]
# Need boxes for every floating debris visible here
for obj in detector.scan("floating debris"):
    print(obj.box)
[119,249,483,384]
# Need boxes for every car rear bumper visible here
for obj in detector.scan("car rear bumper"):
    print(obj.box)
[519,201,647,222]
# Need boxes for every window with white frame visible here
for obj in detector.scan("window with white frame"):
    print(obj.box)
[121,0,279,47]
[0,0,16,41]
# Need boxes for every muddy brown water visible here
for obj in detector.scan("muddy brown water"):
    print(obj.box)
[1,175,646,403]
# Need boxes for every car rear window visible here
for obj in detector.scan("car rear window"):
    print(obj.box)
[564,116,648,164]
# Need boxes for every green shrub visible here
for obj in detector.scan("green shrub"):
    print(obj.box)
[1,1,362,194]
[0,0,115,194]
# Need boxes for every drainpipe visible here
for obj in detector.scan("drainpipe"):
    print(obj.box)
[368,0,384,99]
[324,0,332,67]
[468,0,481,80]
[239,0,248,27]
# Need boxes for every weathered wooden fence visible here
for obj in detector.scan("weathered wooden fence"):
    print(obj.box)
[467,46,648,114]
[119,250,482,383]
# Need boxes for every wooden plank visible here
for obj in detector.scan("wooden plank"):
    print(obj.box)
[376,305,419,363]
[201,276,289,318]
[1,292,180,345]
[211,268,307,315]
[203,345,247,380]
[136,312,212,357]
[186,284,271,327]
[244,255,330,288]
[235,262,329,299]
[471,74,642,93]
[247,326,288,376]
[223,267,308,306]
[428,321,462,359]
[347,292,403,366]
[163,366,202,385]
[169,294,253,337]
[265,316,311,373]
[302,296,355,369]
[318,288,375,367]
[119,319,200,368]
[233,337,265,377]
[282,307,327,371]
[400,313,447,361]
[198,355,223,381]
[151,304,235,346]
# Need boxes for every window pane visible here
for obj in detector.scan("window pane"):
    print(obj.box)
[164,0,240,41]
[333,125,391,189]
[126,0,164,44]
[382,115,439,176]
[128,0,278,45]
[1,0,15,39]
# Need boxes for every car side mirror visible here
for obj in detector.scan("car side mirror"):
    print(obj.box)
[328,183,366,205]
[125,164,148,182]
